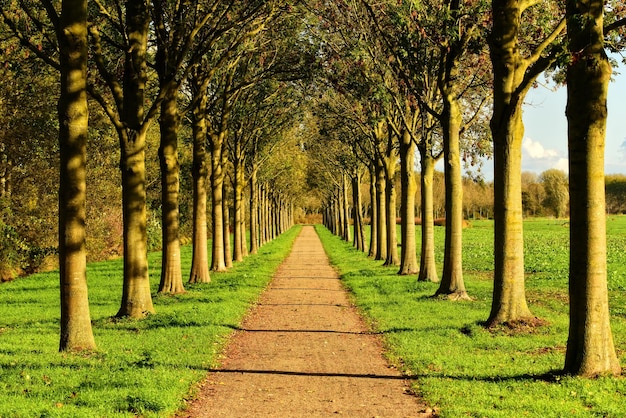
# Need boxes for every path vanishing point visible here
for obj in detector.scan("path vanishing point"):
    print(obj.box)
[179,225,433,417]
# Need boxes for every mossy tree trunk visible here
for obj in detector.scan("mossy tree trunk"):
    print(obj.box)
[436,92,468,299]
[368,163,378,258]
[384,153,399,267]
[117,0,154,317]
[398,129,418,275]
[223,179,233,269]
[249,168,259,254]
[157,88,184,294]
[258,184,267,246]
[418,148,439,282]
[342,173,351,243]
[374,158,387,261]
[233,151,246,263]
[189,76,210,284]
[58,0,96,351]
[209,136,227,272]
[563,0,620,377]
[351,169,366,252]
[486,0,564,325]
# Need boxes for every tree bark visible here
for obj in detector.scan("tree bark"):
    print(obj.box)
[342,174,351,242]
[334,193,341,237]
[233,155,245,262]
[486,0,533,325]
[418,149,439,282]
[210,136,227,272]
[223,180,233,269]
[157,88,184,294]
[368,163,378,258]
[189,79,210,284]
[375,159,387,261]
[249,169,259,254]
[436,94,468,299]
[351,170,365,252]
[563,0,620,377]
[117,0,154,317]
[258,184,267,246]
[398,129,418,275]
[384,163,399,266]
[58,0,96,351]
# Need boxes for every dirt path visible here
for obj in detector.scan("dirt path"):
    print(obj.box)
[178,226,432,417]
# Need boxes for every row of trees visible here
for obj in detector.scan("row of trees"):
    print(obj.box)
[0,1,316,351]
[342,166,626,224]
[315,0,624,377]
[1,0,624,379]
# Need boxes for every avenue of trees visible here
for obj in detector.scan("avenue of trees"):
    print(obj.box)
[0,0,624,378]
[315,0,625,378]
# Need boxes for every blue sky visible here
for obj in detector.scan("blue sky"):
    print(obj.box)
[462,59,626,181]
[520,59,626,178]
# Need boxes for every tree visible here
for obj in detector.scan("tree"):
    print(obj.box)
[57,0,96,351]
[539,168,568,218]
[563,0,621,377]
[521,171,545,217]
[188,67,211,283]
[487,0,565,326]
[605,174,626,214]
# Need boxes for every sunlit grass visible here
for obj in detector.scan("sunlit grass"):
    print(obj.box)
[0,226,301,417]
[319,217,626,417]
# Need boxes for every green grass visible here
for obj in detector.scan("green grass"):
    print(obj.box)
[0,225,301,417]
[319,217,626,417]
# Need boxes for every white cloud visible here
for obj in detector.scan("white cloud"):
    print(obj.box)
[554,158,569,173]
[521,137,569,175]
[523,137,559,159]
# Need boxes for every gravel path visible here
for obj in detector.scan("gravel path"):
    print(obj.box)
[178,225,432,417]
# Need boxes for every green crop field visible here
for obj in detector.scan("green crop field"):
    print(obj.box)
[0,227,300,417]
[317,217,626,417]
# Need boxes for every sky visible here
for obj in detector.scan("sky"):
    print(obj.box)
[467,59,626,181]
[520,59,626,178]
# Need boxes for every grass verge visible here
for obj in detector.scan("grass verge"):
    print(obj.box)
[0,225,301,417]
[317,221,626,418]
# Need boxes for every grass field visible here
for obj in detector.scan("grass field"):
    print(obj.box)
[316,217,626,417]
[1,218,625,417]
[0,226,301,417]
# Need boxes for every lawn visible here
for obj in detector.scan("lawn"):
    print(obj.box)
[317,216,626,417]
[0,226,301,417]
[1,217,625,417]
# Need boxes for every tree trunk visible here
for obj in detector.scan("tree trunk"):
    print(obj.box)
[189,80,210,284]
[223,180,233,269]
[241,198,248,257]
[418,150,438,282]
[487,0,533,325]
[342,174,351,242]
[157,88,184,294]
[368,163,378,258]
[117,0,154,317]
[58,0,96,351]
[375,159,387,261]
[258,184,266,246]
[436,95,468,299]
[249,169,259,254]
[334,194,341,237]
[233,156,245,262]
[384,166,399,266]
[487,106,532,325]
[210,137,227,272]
[399,129,418,275]
[563,0,620,377]
[351,170,365,252]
